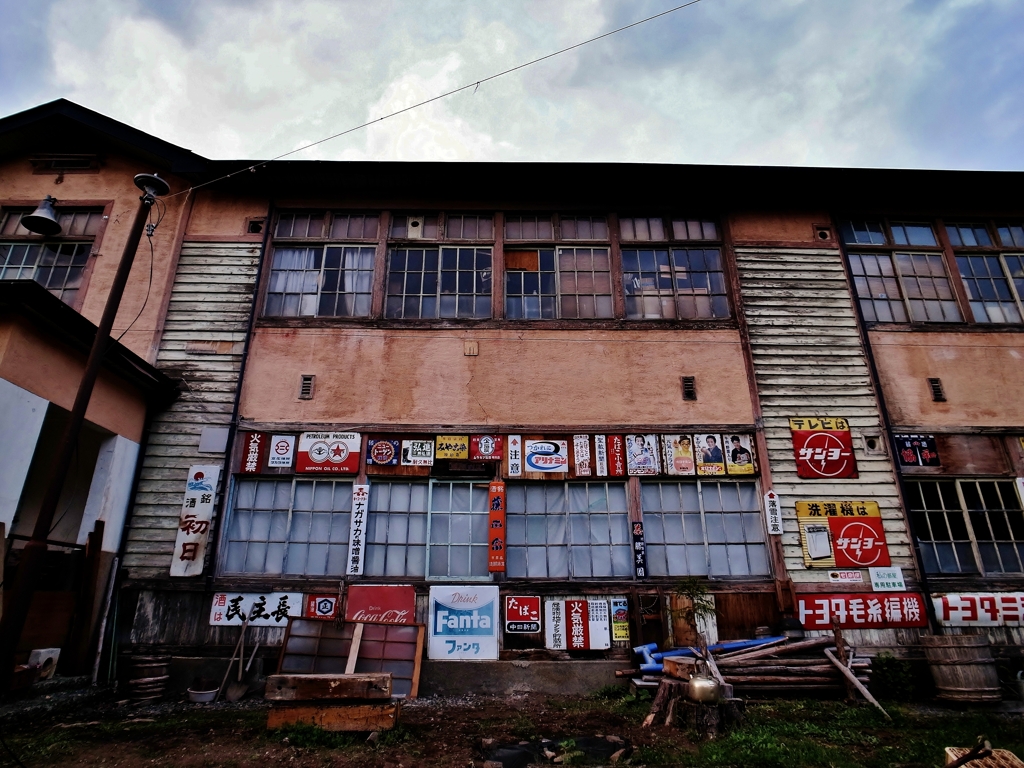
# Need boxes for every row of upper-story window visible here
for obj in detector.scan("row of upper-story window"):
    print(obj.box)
[264,212,729,321]
[841,218,1024,325]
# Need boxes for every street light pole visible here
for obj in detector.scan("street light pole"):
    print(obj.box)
[0,174,169,689]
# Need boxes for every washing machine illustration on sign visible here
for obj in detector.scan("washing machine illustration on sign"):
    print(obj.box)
[805,524,833,560]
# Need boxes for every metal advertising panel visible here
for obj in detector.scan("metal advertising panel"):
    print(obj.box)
[796,500,890,569]
[505,595,541,633]
[435,435,469,460]
[170,465,221,577]
[345,584,416,624]
[401,439,434,466]
[607,435,626,477]
[694,433,726,476]
[428,586,499,660]
[525,440,569,473]
[893,434,941,467]
[304,594,340,620]
[763,490,783,536]
[827,570,864,584]
[789,417,858,479]
[662,434,696,476]
[611,597,630,641]
[267,435,296,468]
[210,591,302,626]
[626,434,661,475]
[797,592,927,630]
[631,521,648,579]
[869,566,906,592]
[507,435,523,477]
[346,485,369,576]
[934,593,1024,627]
[239,432,267,474]
[296,432,361,474]
[487,482,506,572]
[545,598,611,650]
[594,435,609,477]
[725,434,756,475]
[367,439,400,466]
[470,435,503,461]
[573,435,592,477]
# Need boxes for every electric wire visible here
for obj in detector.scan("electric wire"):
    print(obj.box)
[115,197,165,343]
[165,0,707,199]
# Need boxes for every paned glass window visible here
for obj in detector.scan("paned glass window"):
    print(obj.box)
[275,213,325,238]
[506,482,631,579]
[385,246,491,319]
[840,221,886,246]
[622,248,729,319]
[225,478,352,575]
[955,255,1022,324]
[428,482,491,579]
[365,482,428,577]
[641,481,769,577]
[504,215,553,240]
[390,215,438,239]
[329,213,379,239]
[1,209,104,237]
[891,222,938,247]
[997,224,1024,248]
[446,214,493,240]
[619,217,666,242]
[264,245,375,317]
[504,247,613,319]
[0,242,91,305]
[848,252,961,323]
[560,216,608,240]
[908,479,1024,575]
[671,219,718,241]
[946,223,993,247]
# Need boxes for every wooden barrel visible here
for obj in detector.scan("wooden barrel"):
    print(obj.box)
[921,635,1001,702]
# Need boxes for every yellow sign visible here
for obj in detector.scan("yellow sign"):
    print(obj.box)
[795,501,880,519]
[796,501,882,569]
[788,417,849,432]
[435,435,469,459]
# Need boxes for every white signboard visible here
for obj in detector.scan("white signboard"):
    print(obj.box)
[828,569,864,584]
[524,440,569,473]
[573,435,591,477]
[347,485,369,576]
[763,490,782,535]
[869,566,906,592]
[401,439,434,466]
[507,435,522,477]
[934,593,1024,626]
[170,464,222,577]
[545,598,611,650]
[267,435,296,468]
[209,592,302,626]
[594,435,608,477]
[428,585,499,660]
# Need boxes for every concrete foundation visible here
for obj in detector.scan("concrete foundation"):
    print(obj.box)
[419,660,626,697]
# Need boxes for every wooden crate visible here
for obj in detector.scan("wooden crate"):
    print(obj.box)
[265,673,391,702]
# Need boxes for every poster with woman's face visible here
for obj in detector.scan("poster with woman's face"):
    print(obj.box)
[625,434,661,475]
[694,433,726,476]
[661,434,695,476]
[725,434,755,475]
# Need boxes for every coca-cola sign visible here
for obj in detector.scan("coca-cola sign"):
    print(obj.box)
[345,584,416,625]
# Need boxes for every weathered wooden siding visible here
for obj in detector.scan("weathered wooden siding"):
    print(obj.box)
[734,248,916,585]
[123,243,261,580]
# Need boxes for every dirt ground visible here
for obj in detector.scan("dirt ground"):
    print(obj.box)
[2,688,1023,767]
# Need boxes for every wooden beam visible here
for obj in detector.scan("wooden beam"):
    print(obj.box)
[824,648,891,720]
[267,702,400,732]
[265,673,392,701]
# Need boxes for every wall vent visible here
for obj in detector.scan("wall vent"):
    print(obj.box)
[298,374,316,400]
[928,377,946,402]
[682,376,697,401]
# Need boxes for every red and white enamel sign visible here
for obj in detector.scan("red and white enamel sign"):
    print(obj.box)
[239,432,266,474]
[296,432,361,474]
[789,417,858,479]
[545,598,611,650]
[505,596,541,633]
[345,584,416,625]
[797,592,927,630]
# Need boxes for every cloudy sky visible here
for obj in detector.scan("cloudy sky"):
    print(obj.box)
[1,0,1022,169]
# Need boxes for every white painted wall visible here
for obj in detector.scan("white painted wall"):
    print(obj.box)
[78,434,140,552]
[0,378,48,529]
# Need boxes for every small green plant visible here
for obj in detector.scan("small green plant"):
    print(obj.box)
[670,577,716,629]
[272,724,357,749]
[558,738,585,765]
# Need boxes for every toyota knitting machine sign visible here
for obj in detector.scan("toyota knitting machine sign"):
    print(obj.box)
[428,586,499,660]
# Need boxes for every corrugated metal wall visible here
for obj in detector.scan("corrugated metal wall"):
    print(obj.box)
[734,247,915,580]
[123,243,261,580]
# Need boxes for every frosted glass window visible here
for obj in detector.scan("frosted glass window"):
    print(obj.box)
[426,481,491,580]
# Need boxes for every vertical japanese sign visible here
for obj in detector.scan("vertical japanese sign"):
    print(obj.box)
[789,417,858,479]
[296,432,360,474]
[893,434,941,467]
[170,465,221,577]
[470,435,503,461]
[238,432,266,474]
[267,435,296,468]
[573,435,592,476]
[209,592,302,625]
[607,435,626,477]
[626,434,661,475]
[611,597,630,641]
[631,521,648,579]
[488,481,506,572]
[347,485,369,576]
[545,599,611,650]
[507,435,523,477]
[796,500,890,568]
[428,585,499,660]
[505,595,541,633]
[763,490,782,535]
[594,435,608,477]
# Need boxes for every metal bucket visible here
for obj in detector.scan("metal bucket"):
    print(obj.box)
[921,634,1001,702]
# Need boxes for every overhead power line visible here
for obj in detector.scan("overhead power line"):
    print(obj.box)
[168,0,707,198]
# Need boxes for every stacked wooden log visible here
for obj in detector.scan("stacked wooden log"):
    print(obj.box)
[713,637,871,697]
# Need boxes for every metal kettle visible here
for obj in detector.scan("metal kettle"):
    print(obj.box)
[687,660,722,703]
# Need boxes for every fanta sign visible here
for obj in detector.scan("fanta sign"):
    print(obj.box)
[428,586,499,660]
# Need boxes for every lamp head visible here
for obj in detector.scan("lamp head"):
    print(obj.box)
[21,196,62,236]
[133,173,170,198]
